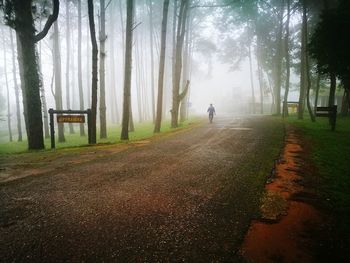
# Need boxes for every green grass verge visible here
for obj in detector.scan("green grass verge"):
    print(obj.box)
[0,117,203,154]
[286,115,350,248]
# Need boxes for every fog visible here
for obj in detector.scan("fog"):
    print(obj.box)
[0,0,310,143]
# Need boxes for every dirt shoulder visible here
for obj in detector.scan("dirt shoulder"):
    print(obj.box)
[241,125,337,262]
[0,116,284,262]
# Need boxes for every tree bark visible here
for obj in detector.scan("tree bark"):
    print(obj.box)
[108,2,120,124]
[9,29,22,141]
[13,0,53,150]
[180,10,191,122]
[78,0,85,136]
[148,0,156,123]
[282,0,291,118]
[2,27,13,142]
[314,73,321,110]
[88,0,98,144]
[121,0,134,140]
[273,0,284,115]
[86,17,91,108]
[53,21,65,142]
[38,21,50,139]
[154,0,170,133]
[99,0,107,138]
[15,32,28,137]
[135,38,143,123]
[257,41,264,115]
[169,0,177,120]
[329,72,336,107]
[65,0,74,134]
[118,0,126,72]
[303,1,315,122]
[298,0,307,120]
[129,104,135,132]
[340,88,349,116]
[171,0,189,128]
[248,44,255,114]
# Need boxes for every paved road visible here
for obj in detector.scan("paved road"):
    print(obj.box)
[0,116,284,262]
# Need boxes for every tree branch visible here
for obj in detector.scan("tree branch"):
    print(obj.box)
[179,80,190,101]
[105,0,112,10]
[34,0,59,43]
[132,21,142,31]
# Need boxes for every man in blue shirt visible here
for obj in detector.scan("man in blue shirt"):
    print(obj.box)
[207,104,215,123]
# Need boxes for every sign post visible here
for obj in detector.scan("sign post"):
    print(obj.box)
[48,109,92,149]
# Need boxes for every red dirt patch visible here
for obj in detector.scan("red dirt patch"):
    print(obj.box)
[240,127,327,262]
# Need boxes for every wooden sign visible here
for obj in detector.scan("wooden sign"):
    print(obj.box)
[57,115,85,123]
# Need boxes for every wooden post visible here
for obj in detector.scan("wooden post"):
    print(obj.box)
[49,108,55,149]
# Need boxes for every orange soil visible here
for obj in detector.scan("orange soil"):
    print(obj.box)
[240,129,324,262]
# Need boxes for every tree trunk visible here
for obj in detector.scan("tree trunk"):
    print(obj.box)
[37,20,50,140]
[314,73,321,110]
[148,0,156,123]
[13,0,52,150]
[129,104,135,132]
[248,44,255,114]
[169,0,177,120]
[140,35,150,121]
[88,0,98,144]
[9,29,22,141]
[15,32,28,139]
[65,0,74,134]
[257,42,264,114]
[53,21,65,143]
[78,0,85,136]
[108,2,120,124]
[86,17,91,108]
[121,0,134,140]
[171,0,189,128]
[154,0,170,133]
[118,0,126,71]
[298,1,307,120]
[273,0,284,115]
[99,0,107,138]
[172,0,177,86]
[303,2,315,122]
[2,28,13,142]
[17,38,44,149]
[135,38,143,123]
[180,11,191,122]
[329,72,336,107]
[266,73,275,113]
[340,88,349,116]
[186,23,194,120]
[283,0,290,118]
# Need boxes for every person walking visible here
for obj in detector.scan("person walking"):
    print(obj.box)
[207,103,216,123]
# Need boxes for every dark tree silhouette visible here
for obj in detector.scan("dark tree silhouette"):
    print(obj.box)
[121,0,134,140]
[171,0,189,128]
[154,0,170,133]
[309,0,350,108]
[99,0,107,139]
[1,0,59,150]
[88,0,98,144]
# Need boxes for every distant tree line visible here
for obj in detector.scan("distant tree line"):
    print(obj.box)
[217,0,349,118]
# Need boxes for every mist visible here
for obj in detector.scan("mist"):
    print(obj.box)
[0,0,348,147]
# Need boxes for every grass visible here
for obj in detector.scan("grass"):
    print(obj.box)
[286,115,350,253]
[0,117,203,155]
